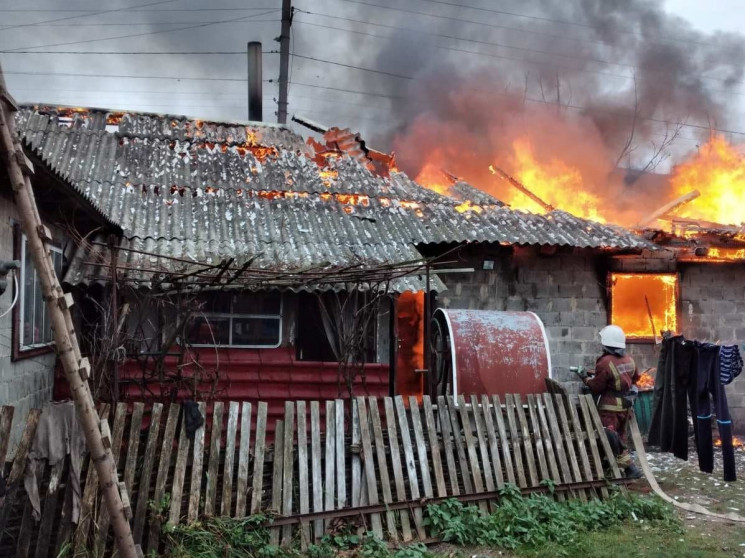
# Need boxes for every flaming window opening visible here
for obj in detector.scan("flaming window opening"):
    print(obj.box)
[609,273,678,340]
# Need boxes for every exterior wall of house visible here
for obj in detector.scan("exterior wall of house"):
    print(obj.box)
[0,188,56,454]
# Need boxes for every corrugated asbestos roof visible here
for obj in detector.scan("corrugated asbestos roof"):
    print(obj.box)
[16,106,654,290]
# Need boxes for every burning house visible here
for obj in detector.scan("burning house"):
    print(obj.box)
[11,104,666,428]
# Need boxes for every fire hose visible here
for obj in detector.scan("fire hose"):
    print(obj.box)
[628,412,745,523]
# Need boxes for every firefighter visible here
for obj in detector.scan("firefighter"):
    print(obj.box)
[578,325,643,479]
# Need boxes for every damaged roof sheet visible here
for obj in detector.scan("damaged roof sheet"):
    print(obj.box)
[16,106,654,288]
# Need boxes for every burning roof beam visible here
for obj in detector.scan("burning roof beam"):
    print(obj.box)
[637,190,701,228]
[490,165,554,213]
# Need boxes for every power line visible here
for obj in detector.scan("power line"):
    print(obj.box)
[289,81,402,100]
[3,69,277,83]
[0,7,278,12]
[0,0,178,32]
[2,8,280,52]
[0,20,280,28]
[4,50,279,55]
[292,53,413,80]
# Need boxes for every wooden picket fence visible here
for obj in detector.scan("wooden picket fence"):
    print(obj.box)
[0,393,626,556]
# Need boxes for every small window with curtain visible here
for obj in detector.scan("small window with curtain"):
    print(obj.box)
[17,233,63,351]
[186,292,282,348]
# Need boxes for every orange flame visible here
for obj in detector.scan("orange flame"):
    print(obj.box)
[414,162,453,196]
[670,135,745,226]
[319,169,339,187]
[505,139,606,221]
[455,200,483,214]
[636,371,655,391]
[715,436,744,449]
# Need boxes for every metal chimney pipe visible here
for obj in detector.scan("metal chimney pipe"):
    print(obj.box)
[247,41,262,121]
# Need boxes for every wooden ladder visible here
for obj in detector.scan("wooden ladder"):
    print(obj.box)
[0,67,141,558]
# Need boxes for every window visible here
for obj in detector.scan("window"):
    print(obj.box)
[19,234,63,350]
[186,292,282,348]
[609,273,679,341]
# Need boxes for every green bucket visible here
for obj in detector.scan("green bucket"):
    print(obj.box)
[633,390,655,436]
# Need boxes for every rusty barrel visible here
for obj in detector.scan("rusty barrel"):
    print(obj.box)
[433,309,551,396]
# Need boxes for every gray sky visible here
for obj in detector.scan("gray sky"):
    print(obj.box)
[1,0,744,161]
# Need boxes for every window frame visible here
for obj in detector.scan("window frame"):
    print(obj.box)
[188,292,283,349]
[607,271,680,344]
[12,225,64,360]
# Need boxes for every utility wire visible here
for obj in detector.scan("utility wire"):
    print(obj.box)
[4,69,276,83]
[4,50,279,55]
[0,7,278,12]
[0,20,280,28]
[2,8,280,52]
[0,0,178,32]
[292,53,413,80]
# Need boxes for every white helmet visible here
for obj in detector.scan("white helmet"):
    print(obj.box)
[599,325,626,349]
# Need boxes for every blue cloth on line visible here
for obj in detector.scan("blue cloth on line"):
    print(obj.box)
[719,344,743,385]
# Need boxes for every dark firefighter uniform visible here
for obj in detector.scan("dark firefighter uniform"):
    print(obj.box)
[585,352,639,468]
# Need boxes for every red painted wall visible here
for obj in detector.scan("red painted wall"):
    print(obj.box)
[55,346,390,436]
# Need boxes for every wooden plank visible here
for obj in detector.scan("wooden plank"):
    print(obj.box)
[250,402,268,514]
[541,394,576,497]
[0,406,14,466]
[457,396,487,513]
[504,394,527,488]
[357,397,383,539]
[222,402,240,517]
[525,395,550,484]
[553,395,585,490]
[297,401,310,550]
[446,396,473,494]
[95,402,127,555]
[269,420,285,546]
[55,461,75,555]
[16,500,34,557]
[513,395,539,487]
[436,396,460,496]
[148,404,180,552]
[422,396,447,498]
[124,402,145,496]
[324,401,336,518]
[480,395,504,489]
[34,463,64,558]
[384,397,413,542]
[281,402,295,545]
[235,402,252,517]
[395,396,425,539]
[75,403,110,553]
[491,395,516,486]
[168,409,191,526]
[566,395,597,498]
[188,402,207,522]
[581,394,623,480]
[205,401,224,518]
[408,396,434,499]
[310,402,323,541]
[369,396,397,541]
[470,395,495,495]
[534,394,566,501]
[577,395,609,498]
[335,399,346,509]
[133,403,163,543]
[351,399,361,508]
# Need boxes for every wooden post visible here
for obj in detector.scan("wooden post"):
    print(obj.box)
[277,0,292,124]
[0,67,139,558]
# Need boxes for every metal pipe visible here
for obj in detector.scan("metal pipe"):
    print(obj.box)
[247,41,263,122]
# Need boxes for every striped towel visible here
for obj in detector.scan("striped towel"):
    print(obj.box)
[719,344,743,385]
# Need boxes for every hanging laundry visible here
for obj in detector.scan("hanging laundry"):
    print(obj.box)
[648,335,738,482]
[647,335,697,461]
[695,343,737,482]
[719,344,743,386]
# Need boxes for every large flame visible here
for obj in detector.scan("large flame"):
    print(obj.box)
[610,273,678,339]
[670,136,745,226]
[505,139,606,222]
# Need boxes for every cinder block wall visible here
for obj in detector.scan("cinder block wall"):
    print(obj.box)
[434,244,745,433]
[0,190,55,455]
